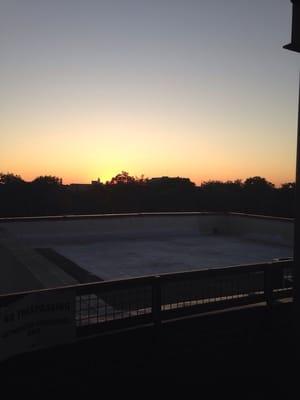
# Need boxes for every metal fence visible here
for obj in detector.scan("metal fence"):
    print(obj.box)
[74,258,293,336]
[0,259,293,343]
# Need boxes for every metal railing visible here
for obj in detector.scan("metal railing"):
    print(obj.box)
[74,259,293,335]
[0,259,293,340]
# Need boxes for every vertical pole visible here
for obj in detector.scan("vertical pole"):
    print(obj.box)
[294,76,300,320]
[264,265,274,308]
[152,276,162,328]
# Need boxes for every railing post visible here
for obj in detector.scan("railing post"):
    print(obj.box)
[152,276,162,328]
[264,265,274,308]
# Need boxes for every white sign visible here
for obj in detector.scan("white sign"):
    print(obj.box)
[0,290,76,361]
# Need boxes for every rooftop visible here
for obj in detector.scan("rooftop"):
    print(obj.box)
[0,213,293,294]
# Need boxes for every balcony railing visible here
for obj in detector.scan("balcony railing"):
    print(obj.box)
[0,258,293,360]
[74,258,293,336]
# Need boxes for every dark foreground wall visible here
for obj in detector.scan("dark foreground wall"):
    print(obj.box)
[0,301,294,387]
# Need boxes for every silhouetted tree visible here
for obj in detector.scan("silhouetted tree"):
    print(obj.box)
[199,180,238,211]
[242,176,275,215]
[243,176,274,191]
[109,171,137,185]
[276,182,295,217]
[0,172,295,217]
[280,182,295,191]
[0,172,25,185]
[31,175,62,186]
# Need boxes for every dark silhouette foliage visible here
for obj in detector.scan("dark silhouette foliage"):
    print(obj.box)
[0,173,25,185]
[0,172,295,218]
[31,175,63,186]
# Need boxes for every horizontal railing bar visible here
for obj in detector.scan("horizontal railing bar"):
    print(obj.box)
[0,211,227,224]
[0,259,293,300]
[228,212,294,222]
[158,263,270,283]
[64,259,294,294]
[160,294,267,320]
[0,211,294,224]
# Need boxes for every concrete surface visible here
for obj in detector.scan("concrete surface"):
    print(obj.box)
[0,214,293,286]
[54,234,291,280]
[0,228,77,295]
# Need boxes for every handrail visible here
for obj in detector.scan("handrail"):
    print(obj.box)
[0,258,293,362]
[0,258,293,300]
[0,211,226,223]
[0,211,294,224]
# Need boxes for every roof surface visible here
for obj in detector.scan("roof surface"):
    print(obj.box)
[0,214,292,293]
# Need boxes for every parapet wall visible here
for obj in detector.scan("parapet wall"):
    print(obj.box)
[215,214,293,247]
[0,212,294,247]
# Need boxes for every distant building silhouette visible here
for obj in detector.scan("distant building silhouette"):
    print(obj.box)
[69,179,102,192]
[91,178,102,185]
[68,184,91,192]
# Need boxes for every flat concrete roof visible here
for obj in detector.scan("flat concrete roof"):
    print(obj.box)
[0,213,293,294]
[0,227,77,295]
[54,234,291,280]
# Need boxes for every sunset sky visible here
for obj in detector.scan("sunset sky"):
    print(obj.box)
[0,0,299,186]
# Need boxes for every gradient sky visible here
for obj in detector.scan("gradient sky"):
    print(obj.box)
[0,0,299,186]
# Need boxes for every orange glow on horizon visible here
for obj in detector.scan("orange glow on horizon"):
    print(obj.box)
[3,167,295,188]
[1,0,298,197]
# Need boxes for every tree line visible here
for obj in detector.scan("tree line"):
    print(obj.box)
[0,172,295,218]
